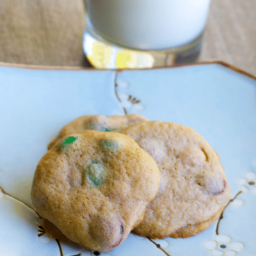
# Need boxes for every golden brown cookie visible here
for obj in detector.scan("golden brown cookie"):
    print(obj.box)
[48,114,148,149]
[121,121,231,239]
[32,130,160,251]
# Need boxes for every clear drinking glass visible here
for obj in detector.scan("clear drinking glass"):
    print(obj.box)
[83,0,211,69]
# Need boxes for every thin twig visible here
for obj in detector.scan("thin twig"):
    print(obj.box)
[0,186,40,217]
[56,239,64,256]
[114,72,127,115]
[216,190,242,235]
[147,238,171,256]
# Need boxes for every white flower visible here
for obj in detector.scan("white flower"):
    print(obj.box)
[230,199,244,207]
[237,171,256,194]
[116,80,145,112]
[132,233,146,241]
[117,92,144,111]
[36,219,52,244]
[203,234,244,256]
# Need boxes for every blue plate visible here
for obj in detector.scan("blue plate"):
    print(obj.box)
[0,62,255,256]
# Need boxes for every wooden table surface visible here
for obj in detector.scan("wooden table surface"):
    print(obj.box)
[0,0,255,75]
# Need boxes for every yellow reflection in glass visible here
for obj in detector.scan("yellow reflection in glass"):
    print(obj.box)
[87,41,111,69]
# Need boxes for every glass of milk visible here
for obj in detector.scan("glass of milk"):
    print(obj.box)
[83,0,211,69]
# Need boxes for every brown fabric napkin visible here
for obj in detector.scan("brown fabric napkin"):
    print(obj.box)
[200,0,256,76]
[0,0,87,66]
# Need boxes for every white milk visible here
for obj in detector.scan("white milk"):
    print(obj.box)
[86,0,211,51]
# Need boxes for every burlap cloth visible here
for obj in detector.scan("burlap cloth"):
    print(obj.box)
[0,0,87,66]
[0,0,255,75]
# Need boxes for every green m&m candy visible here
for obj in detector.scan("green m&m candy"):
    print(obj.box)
[84,160,105,186]
[100,139,121,153]
[58,136,77,149]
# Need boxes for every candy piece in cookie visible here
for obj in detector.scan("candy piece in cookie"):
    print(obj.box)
[32,130,160,251]
[121,121,231,239]
[83,160,106,186]
[48,114,148,149]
